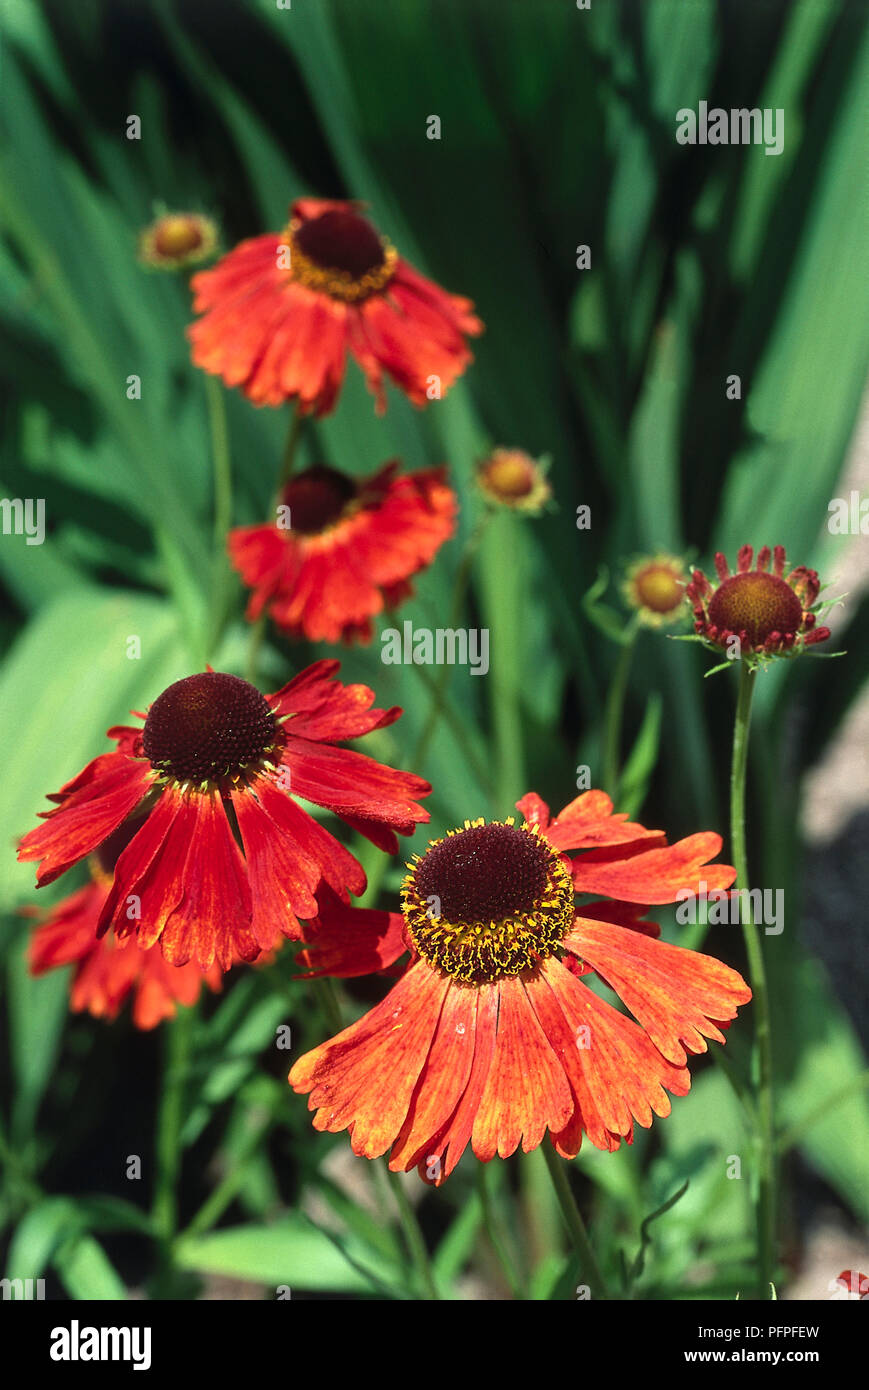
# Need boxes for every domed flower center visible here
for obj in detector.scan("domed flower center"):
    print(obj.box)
[294,210,385,278]
[481,451,537,500]
[154,215,204,258]
[402,821,575,984]
[282,466,357,536]
[143,673,277,784]
[708,572,802,646]
[634,564,684,614]
[287,209,398,302]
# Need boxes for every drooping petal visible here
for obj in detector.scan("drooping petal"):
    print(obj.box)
[350,283,475,408]
[268,659,402,739]
[527,956,691,1155]
[28,884,106,970]
[97,786,192,945]
[231,780,321,947]
[18,755,153,886]
[289,960,449,1159]
[159,792,257,971]
[571,832,735,903]
[388,980,479,1172]
[267,539,388,644]
[250,781,367,901]
[296,886,407,978]
[566,900,660,975]
[354,465,457,589]
[411,984,499,1183]
[129,950,222,1031]
[29,878,222,1030]
[564,916,751,1065]
[257,286,349,415]
[282,736,430,837]
[228,524,297,622]
[471,975,574,1162]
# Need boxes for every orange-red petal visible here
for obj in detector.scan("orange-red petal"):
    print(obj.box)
[564,916,751,1064]
[571,831,735,903]
[289,961,449,1159]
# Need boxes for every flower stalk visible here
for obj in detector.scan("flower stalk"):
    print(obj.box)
[542,1143,608,1299]
[730,660,776,1296]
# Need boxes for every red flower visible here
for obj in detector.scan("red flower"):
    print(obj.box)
[686,545,831,659]
[296,882,407,981]
[27,882,224,1031]
[229,462,457,644]
[836,1270,869,1299]
[289,791,751,1183]
[188,198,482,416]
[18,663,430,972]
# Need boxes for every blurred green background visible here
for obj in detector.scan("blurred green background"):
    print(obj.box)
[0,0,867,1299]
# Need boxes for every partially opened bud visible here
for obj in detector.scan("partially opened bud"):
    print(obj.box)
[476,448,552,514]
[686,544,832,663]
[139,211,218,271]
[622,553,688,628]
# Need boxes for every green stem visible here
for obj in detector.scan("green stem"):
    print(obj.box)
[730,662,775,1297]
[386,1167,440,1300]
[477,1162,526,1299]
[541,1144,608,1299]
[357,513,491,910]
[413,511,490,771]
[205,373,233,658]
[277,405,304,490]
[481,512,525,815]
[246,406,304,685]
[245,612,268,685]
[520,1146,561,1283]
[152,1006,195,1251]
[602,623,638,800]
[182,1110,273,1239]
[409,662,493,794]
[312,975,344,1035]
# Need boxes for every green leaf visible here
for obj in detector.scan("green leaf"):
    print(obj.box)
[776,955,869,1222]
[53,1234,127,1300]
[431,1192,483,1287]
[175,1214,404,1296]
[6,1197,80,1280]
[627,1179,691,1286]
[0,589,189,911]
[314,1175,404,1269]
[618,692,662,817]
[7,938,69,1141]
[181,993,289,1147]
[716,18,869,562]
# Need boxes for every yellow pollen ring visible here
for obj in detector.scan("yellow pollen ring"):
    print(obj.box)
[283,219,398,302]
[401,819,576,986]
